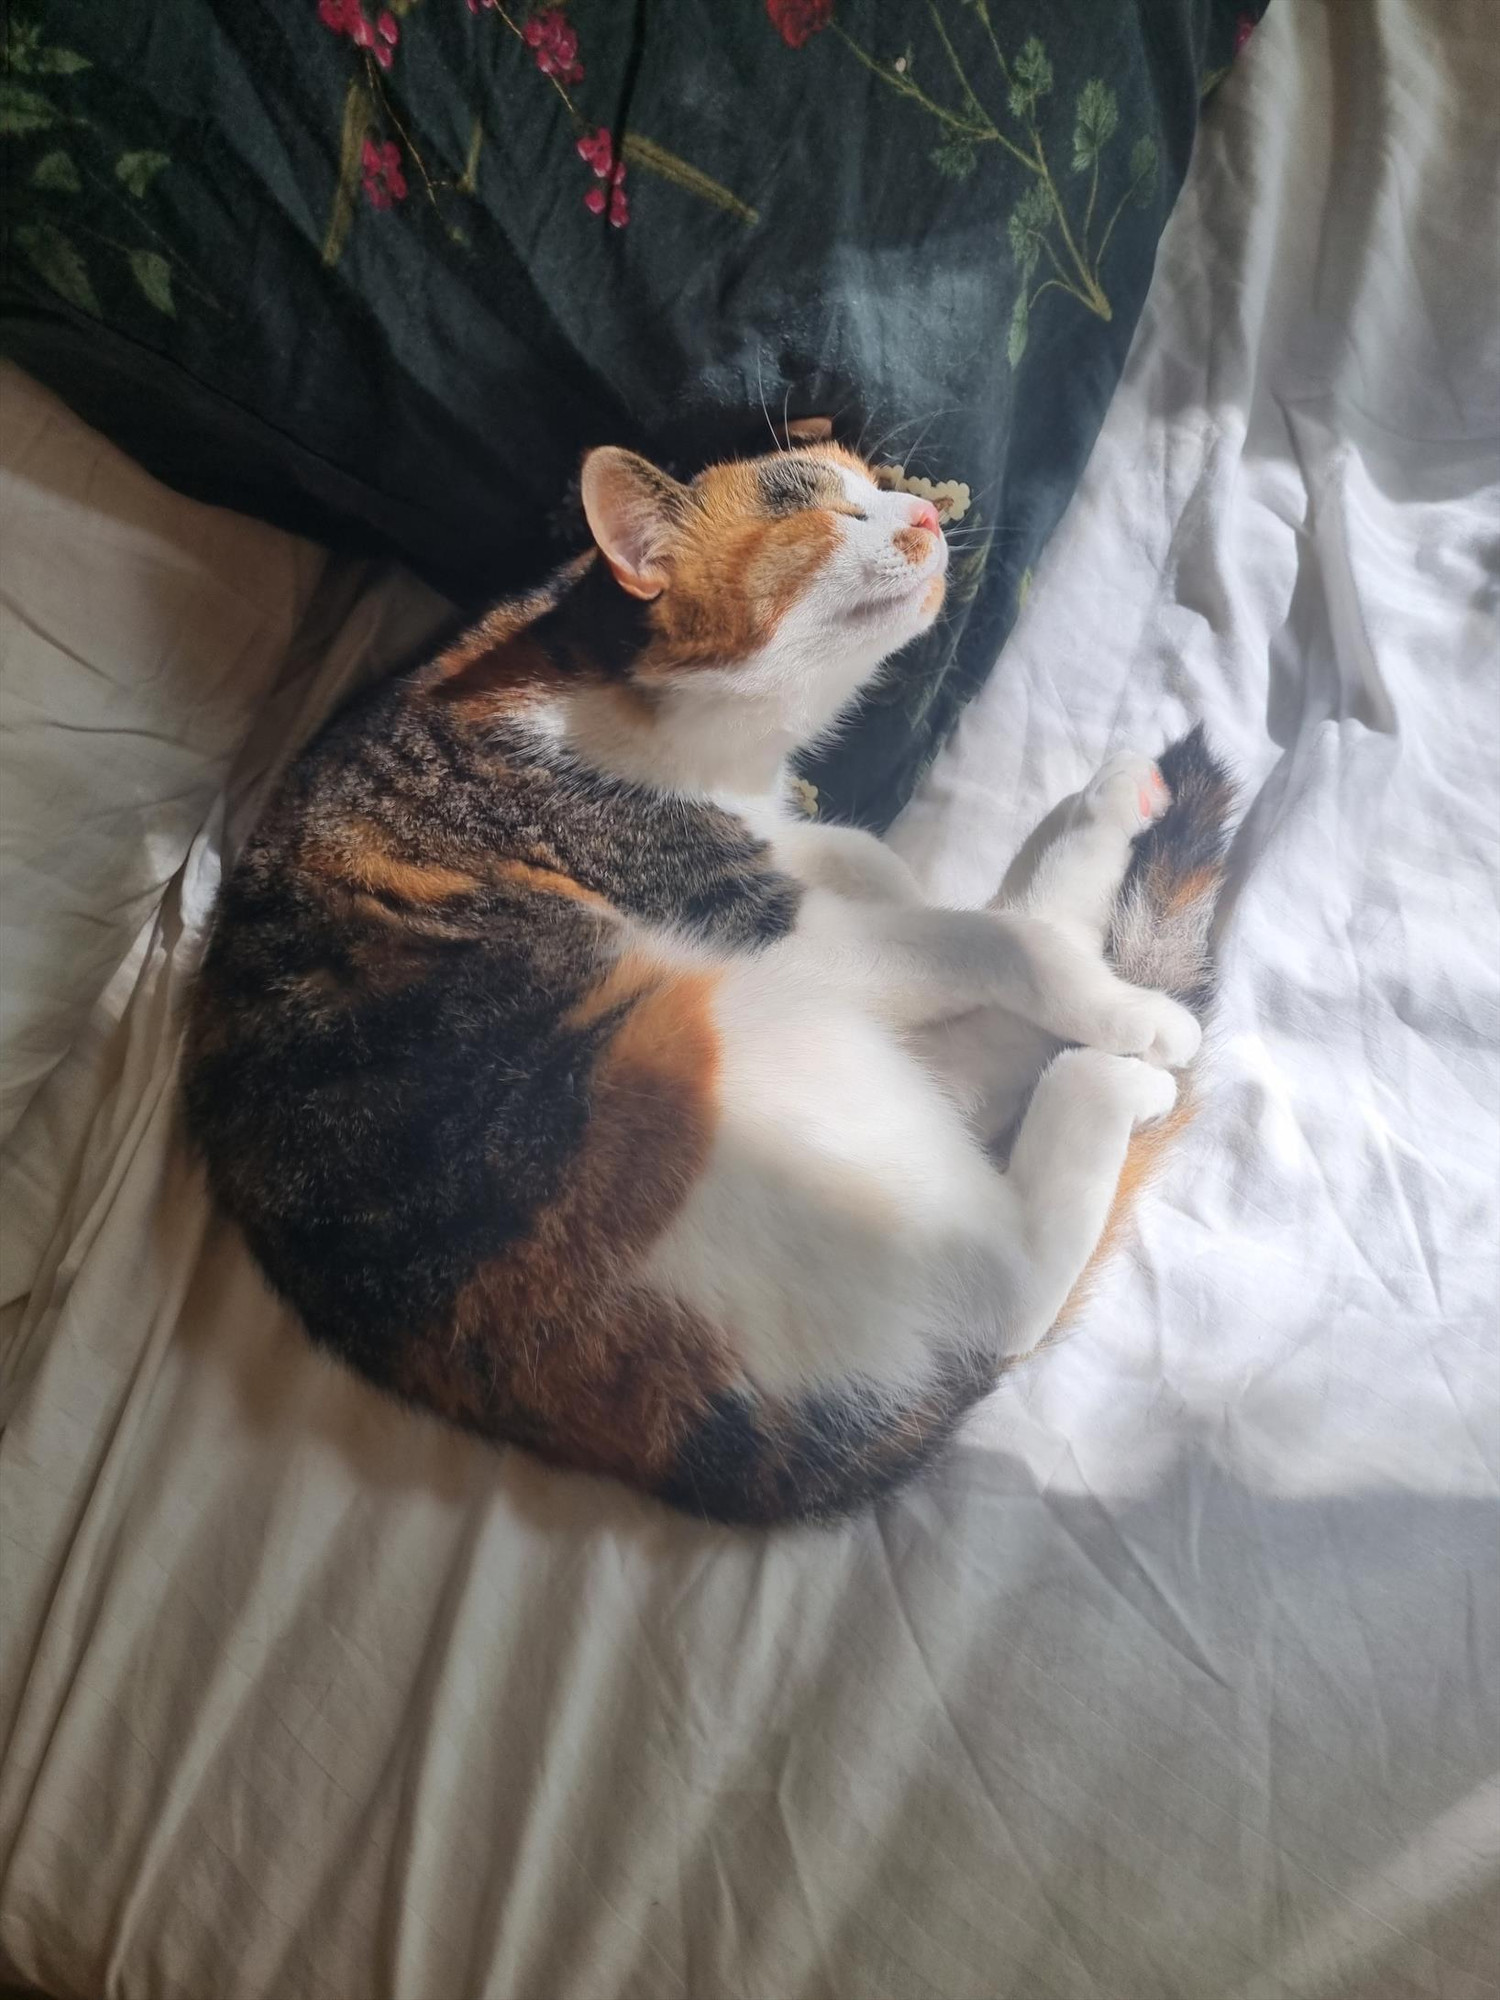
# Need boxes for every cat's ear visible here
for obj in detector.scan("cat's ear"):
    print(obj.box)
[580,448,686,601]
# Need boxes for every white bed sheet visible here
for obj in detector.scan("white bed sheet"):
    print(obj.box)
[2,1,1497,1996]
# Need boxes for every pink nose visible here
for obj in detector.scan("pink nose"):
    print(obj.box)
[909,499,942,535]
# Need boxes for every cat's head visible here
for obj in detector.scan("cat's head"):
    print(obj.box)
[577,440,948,743]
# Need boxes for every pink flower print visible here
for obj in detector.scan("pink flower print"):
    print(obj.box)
[361,137,408,210]
[577,127,628,224]
[317,0,397,63]
[523,8,584,87]
[576,125,613,177]
[766,0,832,50]
[1233,12,1256,52]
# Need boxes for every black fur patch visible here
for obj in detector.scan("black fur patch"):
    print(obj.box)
[658,1346,997,1526]
[756,457,842,517]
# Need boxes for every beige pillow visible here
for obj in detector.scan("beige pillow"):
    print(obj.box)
[0,365,327,1143]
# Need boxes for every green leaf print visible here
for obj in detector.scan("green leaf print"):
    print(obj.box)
[931,137,978,179]
[5,13,88,75]
[802,9,1190,360]
[31,46,91,73]
[14,223,99,316]
[321,79,374,269]
[32,149,81,192]
[0,82,58,134]
[3,15,41,69]
[1129,134,1159,203]
[618,136,760,225]
[115,150,171,198]
[808,12,1163,359]
[1072,80,1119,171]
[128,249,175,315]
[1006,181,1051,280]
[1007,37,1053,120]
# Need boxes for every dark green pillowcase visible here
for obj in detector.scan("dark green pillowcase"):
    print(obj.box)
[1,0,1262,827]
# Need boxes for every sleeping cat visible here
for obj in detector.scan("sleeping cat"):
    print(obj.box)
[183,439,1234,1524]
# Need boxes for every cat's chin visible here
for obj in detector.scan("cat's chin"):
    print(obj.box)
[847,573,946,633]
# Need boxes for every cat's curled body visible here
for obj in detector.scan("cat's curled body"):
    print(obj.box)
[185,441,1234,1523]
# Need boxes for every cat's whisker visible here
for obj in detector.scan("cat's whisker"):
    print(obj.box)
[861,405,964,470]
[858,412,917,465]
[754,350,784,454]
[884,405,963,471]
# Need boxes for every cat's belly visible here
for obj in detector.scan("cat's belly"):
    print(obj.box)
[636,936,1019,1399]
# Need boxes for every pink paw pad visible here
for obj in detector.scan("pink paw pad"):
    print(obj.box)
[1137,765,1168,821]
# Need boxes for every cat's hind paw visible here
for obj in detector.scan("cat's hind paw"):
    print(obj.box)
[1083,751,1170,836]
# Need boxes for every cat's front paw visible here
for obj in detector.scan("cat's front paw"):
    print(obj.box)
[1116,1055,1180,1127]
[1059,1048,1179,1126]
[1086,990,1202,1070]
[1083,751,1170,836]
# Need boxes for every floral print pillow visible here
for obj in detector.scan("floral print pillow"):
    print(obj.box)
[0,0,1264,828]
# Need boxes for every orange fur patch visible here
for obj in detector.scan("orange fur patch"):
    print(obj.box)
[306,818,619,920]
[305,821,479,903]
[493,859,615,911]
[346,849,479,903]
[408,956,730,1482]
[644,485,840,671]
[1156,865,1219,915]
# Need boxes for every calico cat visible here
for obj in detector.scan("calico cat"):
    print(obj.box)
[184,440,1234,1524]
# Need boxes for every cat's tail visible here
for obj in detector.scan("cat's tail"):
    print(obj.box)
[1059,724,1238,1325]
[1110,725,1237,1018]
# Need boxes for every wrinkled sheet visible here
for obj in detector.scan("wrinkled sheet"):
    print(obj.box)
[2,1,1498,1996]
[0,367,327,1147]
